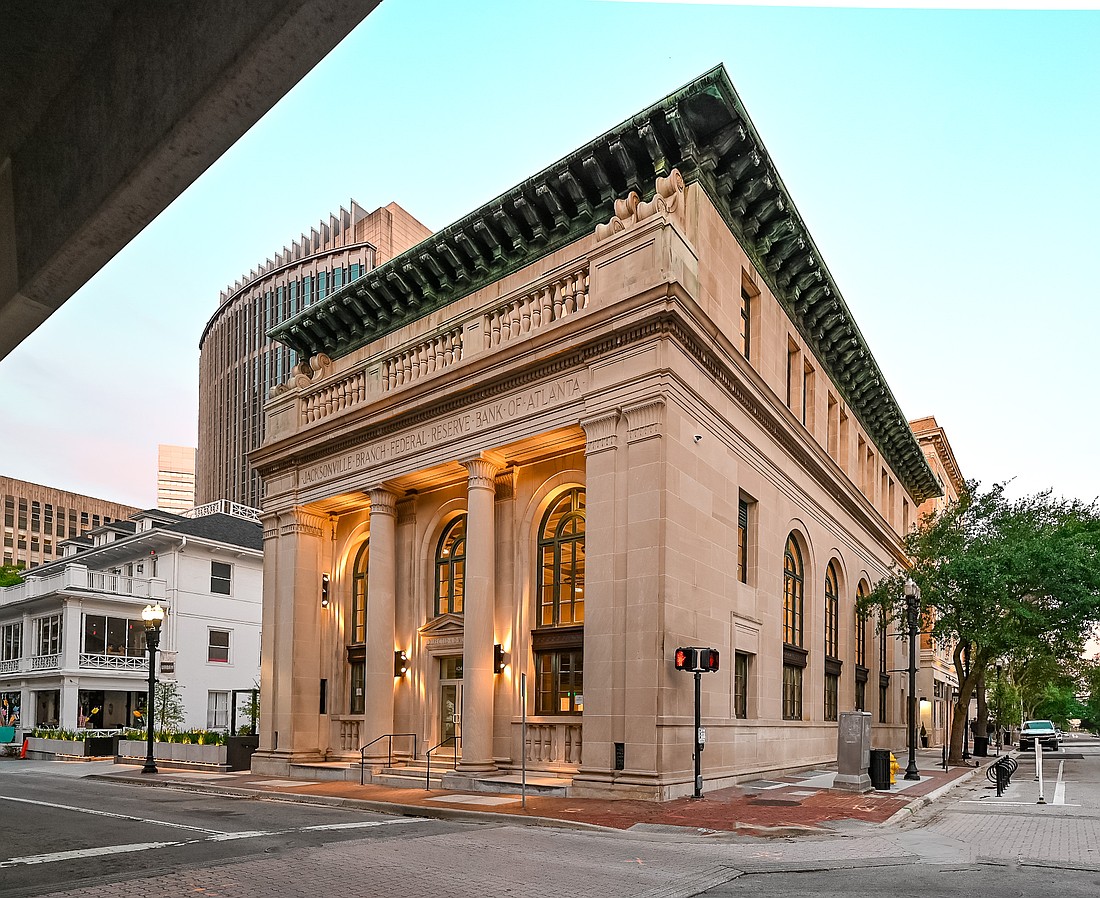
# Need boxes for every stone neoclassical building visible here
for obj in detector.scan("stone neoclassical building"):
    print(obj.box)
[249,66,941,800]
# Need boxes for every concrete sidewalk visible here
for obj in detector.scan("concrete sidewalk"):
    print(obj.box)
[88,747,999,836]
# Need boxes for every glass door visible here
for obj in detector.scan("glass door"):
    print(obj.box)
[438,655,463,751]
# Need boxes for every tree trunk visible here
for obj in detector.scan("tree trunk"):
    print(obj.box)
[974,670,988,740]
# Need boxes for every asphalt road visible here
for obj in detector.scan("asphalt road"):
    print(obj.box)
[2,736,1099,898]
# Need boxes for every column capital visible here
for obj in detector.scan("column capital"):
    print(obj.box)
[367,486,399,516]
[581,410,621,455]
[278,507,326,537]
[623,398,665,443]
[460,452,506,489]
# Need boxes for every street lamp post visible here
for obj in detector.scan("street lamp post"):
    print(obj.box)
[141,602,166,774]
[904,577,920,781]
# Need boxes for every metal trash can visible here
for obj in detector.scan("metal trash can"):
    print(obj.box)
[869,749,892,790]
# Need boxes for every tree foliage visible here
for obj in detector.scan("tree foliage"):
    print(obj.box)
[0,564,25,588]
[866,481,1100,762]
[154,681,186,732]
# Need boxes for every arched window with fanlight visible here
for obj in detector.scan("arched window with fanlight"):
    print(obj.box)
[434,515,466,616]
[854,580,870,712]
[782,533,806,720]
[348,540,369,714]
[823,562,841,721]
[532,488,585,715]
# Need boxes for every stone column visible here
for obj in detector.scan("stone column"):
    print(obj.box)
[363,486,398,758]
[457,453,503,774]
[253,507,326,773]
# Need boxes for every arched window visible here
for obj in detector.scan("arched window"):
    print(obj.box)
[854,580,870,712]
[824,562,840,722]
[783,536,804,647]
[782,533,805,721]
[533,488,585,716]
[824,564,839,659]
[537,488,586,628]
[351,541,368,645]
[434,515,466,616]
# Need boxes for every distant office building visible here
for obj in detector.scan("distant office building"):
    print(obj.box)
[2,477,138,570]
[196,201,432,508]
[157,445,197,513]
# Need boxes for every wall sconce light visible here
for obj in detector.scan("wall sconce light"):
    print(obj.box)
[320,573,330,608]
[493,643,509,674]
[394,649,409,678]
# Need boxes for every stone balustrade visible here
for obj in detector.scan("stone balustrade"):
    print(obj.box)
[524,721,583,767]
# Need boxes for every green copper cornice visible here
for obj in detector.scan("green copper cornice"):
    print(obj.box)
[269,65,939,503]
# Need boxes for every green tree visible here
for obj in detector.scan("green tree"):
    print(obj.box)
[867,481,1100,764]
[154,681,186,733]
[0,564,25,587]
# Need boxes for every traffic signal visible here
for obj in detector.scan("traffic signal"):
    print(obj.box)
[674,647,698,671]
[320,573,330,608]
[674,646,719,672]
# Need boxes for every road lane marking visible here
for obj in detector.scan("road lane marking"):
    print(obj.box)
[1054,760,1066,805]
[1,816,423,867]
[0,795,225,834]
[1,842,182,868]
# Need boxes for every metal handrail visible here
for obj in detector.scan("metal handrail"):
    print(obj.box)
[359,733,418,786]
[425,735,460,790]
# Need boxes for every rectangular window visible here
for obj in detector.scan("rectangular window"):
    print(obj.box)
[35,614,62,656]
[1,622,22,661]
[736,499,749,584]
[350,661,365,714]
[782,664,803,720]
[879,683,889,724]
[207,691,229,729]
[208,629,230,663]
[535,650,584,715]
[738,284,751,361]
[827,393,839,460]
[802,361,814,429]
[734,652,749,719]
[878,615,887,672]
[785,339,799,409]
[824,673,839,721]
[855,679,866,713]
[888,477,896,526]
[82,615,144,657]
[903,498,910,533]
[855,611,868,667]
[210,561,232,595]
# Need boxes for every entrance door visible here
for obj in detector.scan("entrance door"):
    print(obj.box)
[438,655,463,751]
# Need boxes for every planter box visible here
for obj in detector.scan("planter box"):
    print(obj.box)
[117,738,227,767]
[25,736,115,758]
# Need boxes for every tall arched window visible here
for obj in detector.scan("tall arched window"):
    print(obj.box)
[351,541,368,645]
[782,533,806,720]
[349,540,369,715]
[783,536,804,647]
[434,515,466,616]
[537,488,586,628]
[824,562,840,721]
[854,580,869,712]
[533,488,585,715]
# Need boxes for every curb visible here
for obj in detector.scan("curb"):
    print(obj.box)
[881,761,987,826]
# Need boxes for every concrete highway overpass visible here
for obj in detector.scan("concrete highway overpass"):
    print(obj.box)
[0,0,381,360]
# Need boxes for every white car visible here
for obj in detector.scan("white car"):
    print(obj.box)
[1019,719,1060,751]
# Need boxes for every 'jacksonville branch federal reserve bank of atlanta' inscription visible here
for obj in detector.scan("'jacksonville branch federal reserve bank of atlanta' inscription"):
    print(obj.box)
[302,374,585,486]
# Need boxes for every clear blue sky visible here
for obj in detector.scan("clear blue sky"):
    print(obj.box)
[2,0,1098,509]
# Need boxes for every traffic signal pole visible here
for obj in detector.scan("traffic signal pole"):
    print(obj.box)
[694,669,703,798]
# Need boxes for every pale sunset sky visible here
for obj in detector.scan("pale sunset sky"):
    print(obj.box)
[1,0,1097,509]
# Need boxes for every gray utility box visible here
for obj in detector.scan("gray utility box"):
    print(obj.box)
[833,710,872,793]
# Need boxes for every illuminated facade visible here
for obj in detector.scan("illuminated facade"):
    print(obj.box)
[249,68,940,799]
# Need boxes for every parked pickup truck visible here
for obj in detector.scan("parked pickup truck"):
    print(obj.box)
[1019,719,1060,751]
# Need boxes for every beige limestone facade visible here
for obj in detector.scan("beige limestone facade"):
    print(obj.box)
[248,68,940,799]
[909,415,966,748]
